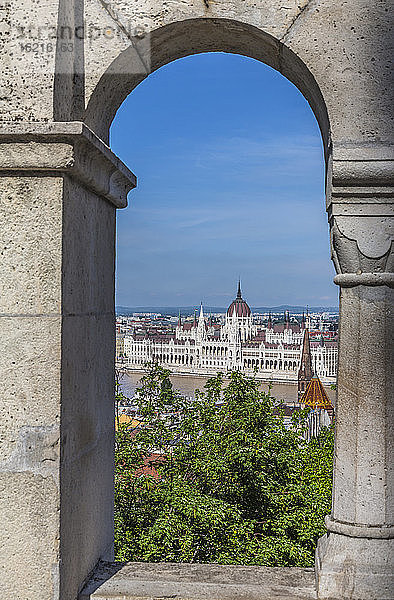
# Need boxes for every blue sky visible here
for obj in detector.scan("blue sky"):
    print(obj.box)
[110,52,338,308]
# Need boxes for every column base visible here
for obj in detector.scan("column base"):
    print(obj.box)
[315,532,394,599]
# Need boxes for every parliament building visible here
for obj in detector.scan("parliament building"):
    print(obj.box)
[122,283,337,383]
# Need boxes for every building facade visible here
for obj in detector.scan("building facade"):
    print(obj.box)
[121,284,338,383]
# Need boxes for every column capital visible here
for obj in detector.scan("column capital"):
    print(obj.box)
[326,142,393,285]
[0,122,136,208]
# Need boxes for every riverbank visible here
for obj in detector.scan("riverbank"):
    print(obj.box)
[118,370,336,405]
[116,364,335,386]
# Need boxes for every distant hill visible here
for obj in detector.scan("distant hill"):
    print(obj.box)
[116,306,226,316]
[253,305,339,313]
[116,304,338,316]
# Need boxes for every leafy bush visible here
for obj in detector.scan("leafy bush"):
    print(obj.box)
[115,364,333,566]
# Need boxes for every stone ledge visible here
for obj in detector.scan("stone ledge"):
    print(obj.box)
[0,122,137,208]
[331,142,394,187]
[79,561,317,600]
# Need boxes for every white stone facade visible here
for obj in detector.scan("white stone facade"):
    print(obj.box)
[122,291,338,383]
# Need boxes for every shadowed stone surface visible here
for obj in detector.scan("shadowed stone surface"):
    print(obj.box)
[79,562,317,600]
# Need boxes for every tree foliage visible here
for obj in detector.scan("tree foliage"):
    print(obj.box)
[115,364,333,566]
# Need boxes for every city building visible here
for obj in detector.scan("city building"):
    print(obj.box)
[297,327,335,438]
[120,283,338,383]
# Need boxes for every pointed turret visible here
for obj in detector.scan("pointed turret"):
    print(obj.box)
[298,328,314,400]
[285,311,290,329]
[178,310,182,327]
[196,302,206,342]
[237,279,242,299]
[300,375,333,411]
[268,312,272,329]
[198,302,204,322]
[301,374,335,437]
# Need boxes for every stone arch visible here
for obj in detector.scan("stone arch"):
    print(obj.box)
[85,18,330,156]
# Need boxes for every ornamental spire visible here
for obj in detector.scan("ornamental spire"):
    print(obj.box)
[199,302,204,320]
[237,279,242,299]
[298,327,314,400]
[197,302,206,341]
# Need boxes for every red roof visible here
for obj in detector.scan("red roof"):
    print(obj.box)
[227,281,251,317]
[133,453,165,480]
[227,298,251,317]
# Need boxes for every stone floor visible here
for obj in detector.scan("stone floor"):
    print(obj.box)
[79,561,317,600]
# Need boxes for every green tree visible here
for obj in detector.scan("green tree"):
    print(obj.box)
[114,364,333,566]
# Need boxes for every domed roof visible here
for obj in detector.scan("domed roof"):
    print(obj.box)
[227,281,251,317]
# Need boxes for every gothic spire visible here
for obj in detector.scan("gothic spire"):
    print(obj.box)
[298,327,314,400]
[197,302,206,341]
[199,302,204,320]
[237,279,242,299]
[302,328,313,373]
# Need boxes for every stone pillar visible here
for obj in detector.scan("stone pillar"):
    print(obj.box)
[0,123,136,600]
[316,144,394,599]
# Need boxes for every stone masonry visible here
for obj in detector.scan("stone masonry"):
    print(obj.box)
[0,1,392,599]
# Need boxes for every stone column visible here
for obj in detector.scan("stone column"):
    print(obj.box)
[316,144,394,599]
[0,123,136,600]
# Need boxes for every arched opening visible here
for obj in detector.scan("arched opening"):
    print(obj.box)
[108,32,338,571]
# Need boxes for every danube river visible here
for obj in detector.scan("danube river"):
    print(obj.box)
[119,370,335,405]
